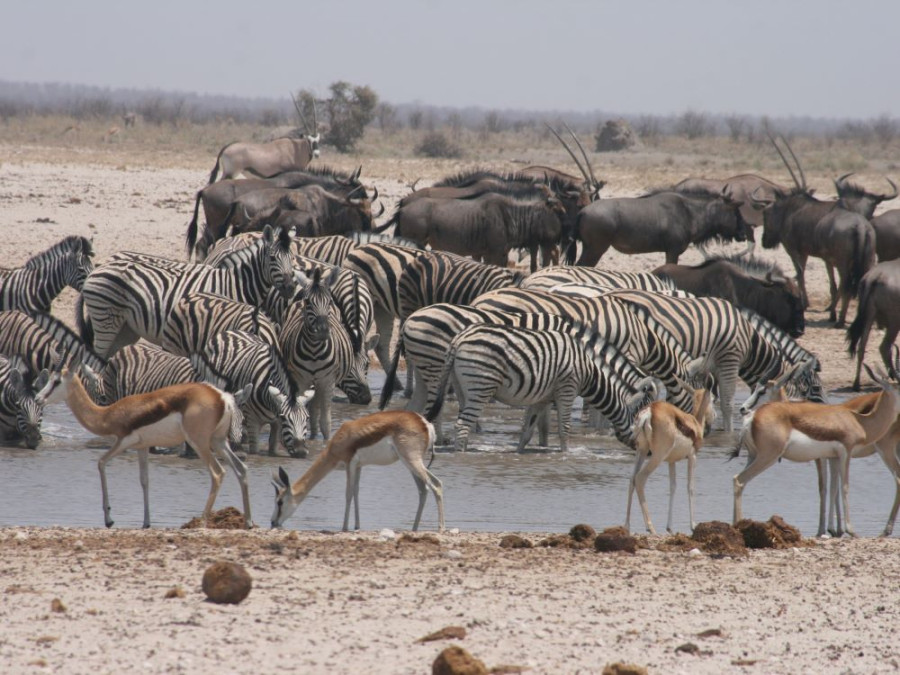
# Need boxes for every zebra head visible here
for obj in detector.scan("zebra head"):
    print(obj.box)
[66,236,95,292]
[297,267,341,341]
[6,366,48,449]
[269,385,314,458]
[262,225,298,299]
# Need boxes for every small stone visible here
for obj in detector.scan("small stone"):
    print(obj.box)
[73,540,85,551]
[688,548,702,556]
[201,561,252,604]
[50,598,66,613]
[603,663,648,675]
[164,587,185,599]
[449,528,460,535]
[379,528,396,541]
[285,530,300,541]
[445,550,463,560]
[14,531,28,541]
[432,645,488,675]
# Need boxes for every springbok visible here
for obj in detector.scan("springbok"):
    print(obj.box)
[271,410,445,532]
[625,377,717,534]
[732,364,900,536]
[39,365,253,529]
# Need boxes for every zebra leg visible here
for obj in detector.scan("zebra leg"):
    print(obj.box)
[455,393,490,453]
[715,361,740,432]
[268,420,282,456]
[245,419,261,455]
[555,386,578,452]
[517,405,544,452]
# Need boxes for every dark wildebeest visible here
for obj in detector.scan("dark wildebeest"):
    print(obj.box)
[565,187,752,266]
[872,209,900,262]
[207,95,319,184]
[221,184,377,240]
[391,193,566,272]
[654,254,805,337]
[673,174,790,231]
[750,140,884,326]
[185,166,366,260]
[847,259,900,390]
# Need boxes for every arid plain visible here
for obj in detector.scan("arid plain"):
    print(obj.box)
[1,125,900,673]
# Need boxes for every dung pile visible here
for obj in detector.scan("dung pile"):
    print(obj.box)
[736,516,804,549]
[182,507,247,530]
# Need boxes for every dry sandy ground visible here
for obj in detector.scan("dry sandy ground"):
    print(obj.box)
[1,143,899,673]
[2,527,900,674]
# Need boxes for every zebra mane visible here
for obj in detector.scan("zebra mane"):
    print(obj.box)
[739,307,819,365]
[696,253,788,280]
[24,236,93,271]
[347,232,423,250]
[266,340,300,401]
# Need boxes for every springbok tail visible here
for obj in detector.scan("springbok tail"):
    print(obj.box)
[378,335,404,410]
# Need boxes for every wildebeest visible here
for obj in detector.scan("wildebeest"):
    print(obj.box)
[654,254,805,337]
[673,174,789,230]
[392,192,565,271]
[847,259,900,390]
[872,209,900,262]
[185,166,366,260]
[750,141,881,326]
[222,184,378,240]
[207,95,320,184]
[566,187,752,266]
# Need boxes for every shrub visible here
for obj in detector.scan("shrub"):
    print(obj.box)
[297,81,378,153]
[415,131,462,158]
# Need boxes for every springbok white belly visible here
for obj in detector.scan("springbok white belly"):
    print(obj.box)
[782,429,843,463]
[337,438,399,470]
[129,413,186,449]
[666,435,695,463]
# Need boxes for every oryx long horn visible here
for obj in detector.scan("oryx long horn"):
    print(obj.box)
[768,131,802,191]
[312,99,319,135]
[779,134,807,191]
[545,123,590,184]
[562,121,600,190]
[290,92,311,135]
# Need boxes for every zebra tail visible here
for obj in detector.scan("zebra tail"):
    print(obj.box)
[424,341,458,423]
[846,275,876,356]
[75,294,94,348]
[379,335,404,410]
[185,189,203,259]
[352,275,362,354]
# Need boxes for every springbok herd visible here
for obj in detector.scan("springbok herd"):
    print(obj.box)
[2,129,900,540]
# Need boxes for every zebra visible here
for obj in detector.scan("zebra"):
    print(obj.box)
[0,236,94,313]
[295,232,423,266]
[739,307,826,403]
[521,267,676,293]
[79,225,295,357]
[342,242,428,384]
[29,312,107,373]
[425,322,659,452]
[604,290,790,431]
[0,311,65,380]
[0,355,52,449]
[469,288,708,414]
[161,292,280,357]
[191,329,313,457]
[396,250,524,322]
[279,268,373,440]
[203,232,375,358]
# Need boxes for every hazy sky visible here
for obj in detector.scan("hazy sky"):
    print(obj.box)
[4,1,898,118]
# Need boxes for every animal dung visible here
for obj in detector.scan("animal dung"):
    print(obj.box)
[432,645,488,675]
[50,598,66,613]
[201,561,252,604]
[593,527,637,554]
[498,534,533,549]
[416,625,467,643]
[568,523,597,542]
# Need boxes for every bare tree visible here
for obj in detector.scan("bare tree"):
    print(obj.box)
[635,115,662,146]
[676,109,714,140]
[872,114,897,145]
[725,115,746,143]
[375,103,398,135]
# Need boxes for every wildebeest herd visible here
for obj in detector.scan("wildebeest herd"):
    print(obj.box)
[3,127,900,539]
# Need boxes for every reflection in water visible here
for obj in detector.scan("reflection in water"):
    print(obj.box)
[1,377,897,537]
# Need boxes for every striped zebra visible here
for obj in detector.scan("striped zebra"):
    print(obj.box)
[191,330,313,457]
[342,242,428,382]
[605,290,789,431]
[521,266,675,293]
[29,312,106,373]
[294,232,423,266]
[204,233,375,357]
[397,250,524,322]
[80,343,200,406]
[0,355,51,449]
[0,311,64,379]
[739,307,826,403]
[161,292,279,357]
[0,236,94,313]
[426,323,658,452]
[79,225,295,357]
[469,288,707,413]
[279,268,373,440]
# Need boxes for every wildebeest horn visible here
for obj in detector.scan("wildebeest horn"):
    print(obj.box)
[374,202,385,218]
[407,178,421,192]
[545,123,590,184]
[562,121,600,191]
[370,186,379,201]
[352,166,362,181]
[836,172,854,187]
[880,177,899,202]
[768,131,802,191]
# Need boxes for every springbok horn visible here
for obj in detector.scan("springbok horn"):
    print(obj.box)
[562,121,600,190]
[780,134,807,191]
[768,131,802,191]
[545,123,590,184]
[880,177,899,201]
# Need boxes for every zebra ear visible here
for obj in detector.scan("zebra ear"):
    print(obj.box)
[325,265,341,288]
[298,389,315,405]
[262,224,275,243]
[267,385,286,406]
[366,333,380,351]
[7,368,26,398]
[32,368,50,393]
[233,384,252,407]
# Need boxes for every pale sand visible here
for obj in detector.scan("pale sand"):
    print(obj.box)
[1,145,898,673]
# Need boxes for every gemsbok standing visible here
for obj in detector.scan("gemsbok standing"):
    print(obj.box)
[625,376,716,535]
[271,410,445,532]
[732,364,900,536]
[39,364,254,529]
